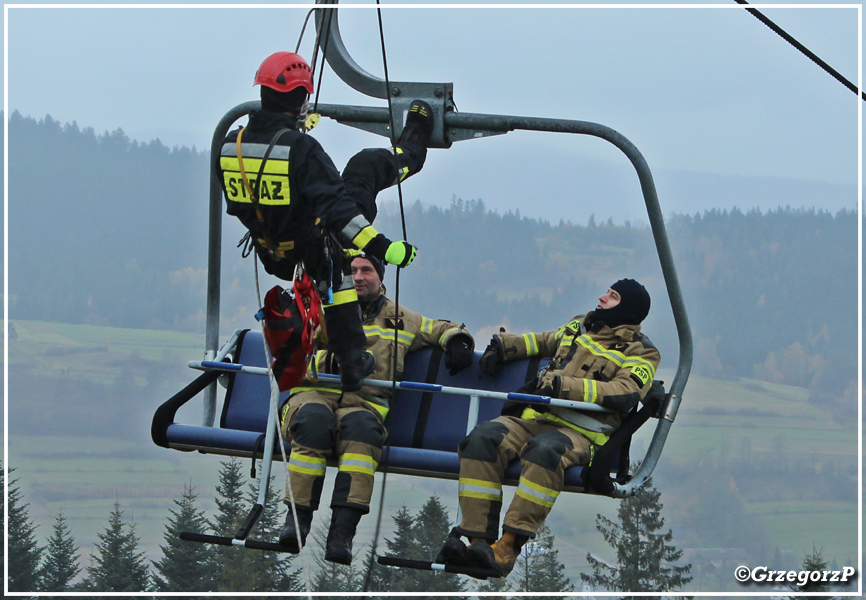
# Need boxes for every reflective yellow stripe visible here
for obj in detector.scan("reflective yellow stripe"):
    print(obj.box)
[289,386,339,395]
[515,476,559,508]
[338,452,378,475]
[575,335,627,366]
[364,325,415,346]
[520,407,610,446]
[420,316,434,335]
[583,379,598,404]
[367,402,389,420]
[438,328,459,347]
[257,238,295,256]
[289,454,327,476]
[391,147,409,182]
[329,288,358,307]
[353,225,379,249]
[458,477,502,502]
[624,357,656,383]
[220,157,291,206]
[523,333,538,356]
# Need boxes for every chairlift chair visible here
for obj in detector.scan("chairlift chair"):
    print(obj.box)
[151,0,692,558]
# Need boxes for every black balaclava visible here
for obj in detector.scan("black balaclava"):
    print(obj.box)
[260,86,307,114]
[592,278,651,329]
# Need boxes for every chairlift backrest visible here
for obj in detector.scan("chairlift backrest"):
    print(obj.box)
[153,329,654,494]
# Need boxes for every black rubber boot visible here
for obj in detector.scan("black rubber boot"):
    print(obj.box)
[324,507,365,565]
[466,539,498,572]
[278,505,314,553]
[435,529,469,565]
[398,100,434,148]
[336,349,376,392]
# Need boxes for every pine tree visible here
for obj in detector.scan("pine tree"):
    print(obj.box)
[474,571,512,595]
[310,513,364,594]
[405,495,466,594]
[365,497,467,596]
[244,475,301,592]
[8,467,44,592]
[365,506,415,592]
[581,476,692,594]
[41,511,81,592]
[212,458,258,592]
[788,546,833,598]
[211,458,301,593]
[82,498,151,592]
[512,522,574,593]
[152,482,214,592]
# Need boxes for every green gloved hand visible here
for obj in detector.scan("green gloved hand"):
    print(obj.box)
[384,240,418,268]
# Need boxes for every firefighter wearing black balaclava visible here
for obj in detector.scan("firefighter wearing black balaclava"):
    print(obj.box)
[217,51,434,392]
[436,279,661,577]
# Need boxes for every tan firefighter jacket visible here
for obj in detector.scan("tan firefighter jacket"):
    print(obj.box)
[496,311,660,446]
[303,295,472,419]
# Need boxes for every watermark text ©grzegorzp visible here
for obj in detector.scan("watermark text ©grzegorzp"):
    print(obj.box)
[735,565,857,586]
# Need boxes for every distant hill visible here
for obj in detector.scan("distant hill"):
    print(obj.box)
[6,111,859,409]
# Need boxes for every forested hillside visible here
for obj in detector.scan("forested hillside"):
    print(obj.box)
[6,111,858,415]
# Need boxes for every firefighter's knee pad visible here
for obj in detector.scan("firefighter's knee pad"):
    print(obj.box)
[521,430,574,471]
[459,420,509,462]
[338,410,385,447]
[289,403,335,451]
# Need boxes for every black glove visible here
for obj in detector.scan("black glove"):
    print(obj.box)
[479,335,505,376]
[533,374,562,398]
[501,400,528,417]
[444,332,474,376]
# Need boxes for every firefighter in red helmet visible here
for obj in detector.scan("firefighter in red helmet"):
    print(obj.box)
[217,51,434,391]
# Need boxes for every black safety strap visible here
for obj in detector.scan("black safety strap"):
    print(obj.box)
[524,355,542,385]
[251,433,267,478]
[583,380,666,495]
[219,329,250,429]
[411,347,444,448]
[236,127,292,255]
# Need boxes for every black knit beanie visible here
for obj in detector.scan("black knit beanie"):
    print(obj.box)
[357,254,386,281]
[593,278,651,328]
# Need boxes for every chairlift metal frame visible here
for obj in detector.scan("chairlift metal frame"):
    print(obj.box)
[197,0,692,499]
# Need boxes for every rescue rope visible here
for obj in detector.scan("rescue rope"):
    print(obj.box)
[734,0,865,101]
[295,8,316,54]
[253,256,314,598]
[362,1,407,592]
[310,6,336,115]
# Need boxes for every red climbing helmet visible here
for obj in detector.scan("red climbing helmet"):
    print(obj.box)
[253,52,314,94]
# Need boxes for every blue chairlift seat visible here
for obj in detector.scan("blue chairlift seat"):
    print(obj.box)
[152,329,659,494]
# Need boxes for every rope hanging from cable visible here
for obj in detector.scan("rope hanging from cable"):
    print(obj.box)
[361,0,409,592]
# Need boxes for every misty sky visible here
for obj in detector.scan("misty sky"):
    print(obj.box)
[5,1,862,223]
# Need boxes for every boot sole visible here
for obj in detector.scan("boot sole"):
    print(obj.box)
[324,550,352,565]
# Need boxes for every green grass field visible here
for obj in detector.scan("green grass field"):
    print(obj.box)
[4,320,861,589]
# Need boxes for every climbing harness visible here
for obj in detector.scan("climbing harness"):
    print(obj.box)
[235,126,293,258]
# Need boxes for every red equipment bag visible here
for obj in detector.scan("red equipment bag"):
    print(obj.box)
[261,272,322,392]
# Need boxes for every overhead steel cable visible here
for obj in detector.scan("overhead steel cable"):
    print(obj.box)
[734,0,865,101]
